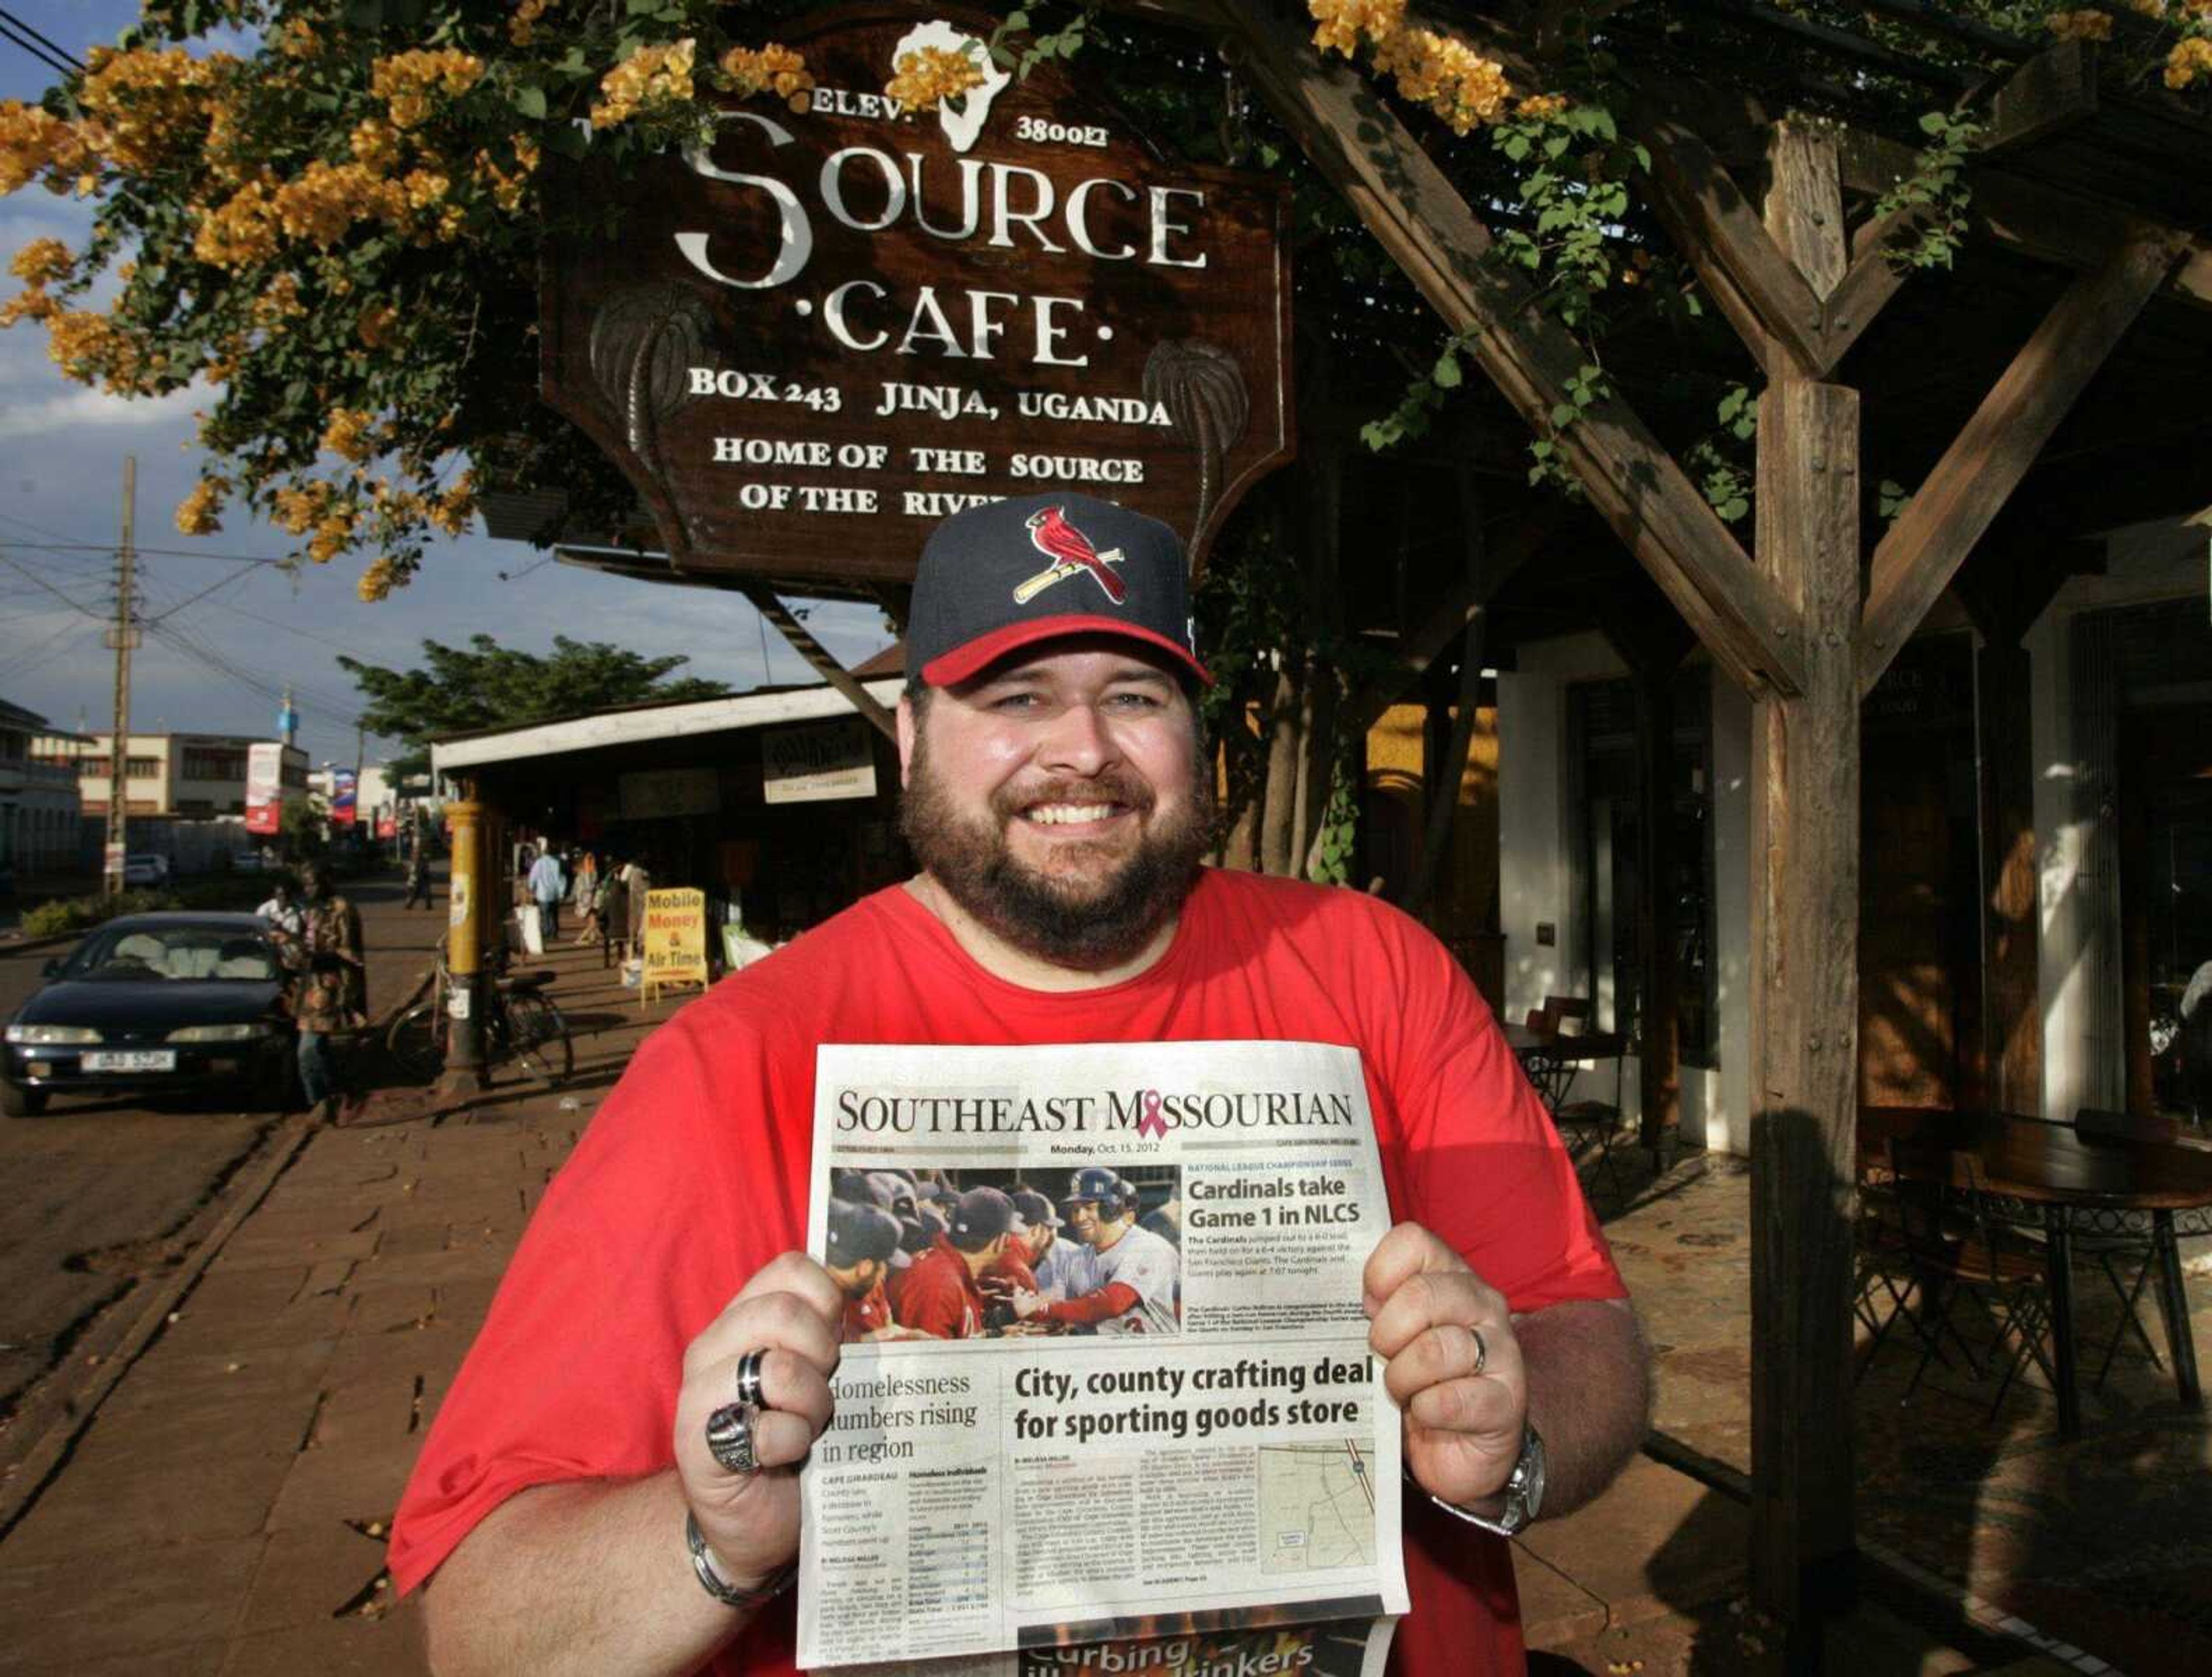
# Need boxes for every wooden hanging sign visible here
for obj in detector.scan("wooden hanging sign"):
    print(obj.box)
[541,6,1294,584]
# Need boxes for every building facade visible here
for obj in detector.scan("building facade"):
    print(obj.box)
[0,700,83,873]
[31,730,303,820]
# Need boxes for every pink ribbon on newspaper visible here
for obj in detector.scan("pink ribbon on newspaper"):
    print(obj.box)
[1136,1089,1168,1139]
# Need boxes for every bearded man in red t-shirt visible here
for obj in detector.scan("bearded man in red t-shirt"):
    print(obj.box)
[396,492,1650,1677]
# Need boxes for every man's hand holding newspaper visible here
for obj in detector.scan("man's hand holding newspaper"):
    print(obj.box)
[673,1254,844,1593]
[1363,1225,1527,1510]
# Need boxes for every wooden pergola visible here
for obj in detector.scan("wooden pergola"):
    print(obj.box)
[1096,0,2212,1655]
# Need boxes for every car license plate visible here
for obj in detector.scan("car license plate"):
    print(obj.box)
[82,1050,177,1072]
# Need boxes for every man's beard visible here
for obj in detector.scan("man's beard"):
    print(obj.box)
[900,732,1215,970]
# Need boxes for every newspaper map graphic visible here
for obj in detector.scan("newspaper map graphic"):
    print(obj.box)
[1259,1441,1377,1573]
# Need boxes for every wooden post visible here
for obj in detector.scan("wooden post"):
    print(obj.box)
[1748,125,1862,1653]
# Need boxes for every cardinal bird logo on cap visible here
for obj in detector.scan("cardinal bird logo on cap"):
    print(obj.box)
[1012,506,1127,605]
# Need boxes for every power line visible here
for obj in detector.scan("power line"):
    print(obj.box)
[141,563,257,625]
[0,538,292,567]
[0,7,82,73]
[0,12,76,80]
[0,550,108,621]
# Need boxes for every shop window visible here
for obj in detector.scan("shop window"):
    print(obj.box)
[1566,672,1719,1068]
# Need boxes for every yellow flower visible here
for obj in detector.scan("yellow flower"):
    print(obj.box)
[279,20,319,59]
[321,408,379,462]
[885,46,983,113]
[1309,0,1407,59]
[0,287,57,327]
[1373,28,1513,134]
[370,49,485,131]
[175,478,226,536]
[2168,35,2212,86]
[0,101,95,196]
[510,0,552,48]
[194,178,282,268]
[358,556,400,603]
[350,119,402,173]
[8,237,73,285]
[1515,93,1570,120]
[722,43,815,112]
[2046,9,2115,40]
[590,39,697,130]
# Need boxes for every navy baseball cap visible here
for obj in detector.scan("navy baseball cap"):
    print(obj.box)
[1012,1188,1061,1230]
[909,492,1210,689]
[826,1199,902,1268]
[946,1186,1025,1252]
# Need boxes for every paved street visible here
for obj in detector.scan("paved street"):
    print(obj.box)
[0,871,444,1433]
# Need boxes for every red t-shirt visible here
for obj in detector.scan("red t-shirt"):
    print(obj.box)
[841,1278,892,1341]
[982,1248,1039,1297]
[389,871,1624,1677]
[892,1237,987,1339]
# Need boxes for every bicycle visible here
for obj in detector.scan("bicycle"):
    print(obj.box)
[387,938,574,1086]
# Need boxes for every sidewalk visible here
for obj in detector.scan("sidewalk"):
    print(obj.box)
[0,934,666,1675]
[3,951,2180,1674]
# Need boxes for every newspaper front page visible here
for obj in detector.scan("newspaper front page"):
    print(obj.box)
[798,1041,1410,1671]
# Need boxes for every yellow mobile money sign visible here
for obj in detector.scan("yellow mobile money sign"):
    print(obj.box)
[641,887,710,1006]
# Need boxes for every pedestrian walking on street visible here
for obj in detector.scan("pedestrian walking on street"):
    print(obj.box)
[573,851,603,946]
[596,858,628,968]
[291,862,366,1123]
[255,877,303,940]
[527,846,567,941]
[403,842,433,910]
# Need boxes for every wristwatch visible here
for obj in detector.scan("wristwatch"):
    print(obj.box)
[1426,1422,1547,1537]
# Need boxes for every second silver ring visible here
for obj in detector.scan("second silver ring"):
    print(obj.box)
[1467,1325,1488,1377]
[734,1347,769,1410]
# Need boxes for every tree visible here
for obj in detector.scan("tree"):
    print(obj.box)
[339,634,727,779]
[0,0,830,597]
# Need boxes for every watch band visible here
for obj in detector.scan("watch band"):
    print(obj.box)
[684,1511,797,1611]
[1416,1422,1546,1537]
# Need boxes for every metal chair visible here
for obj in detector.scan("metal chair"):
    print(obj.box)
[2070,1108,2168,1386]
[1853,1160,1965,1388]
[1535,998,1630,1208]
[1886,1137,2058,1418]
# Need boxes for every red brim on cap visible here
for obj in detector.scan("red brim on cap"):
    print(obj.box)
[921,615,1213,688]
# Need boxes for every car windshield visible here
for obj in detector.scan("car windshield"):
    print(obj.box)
[61,926,282,982]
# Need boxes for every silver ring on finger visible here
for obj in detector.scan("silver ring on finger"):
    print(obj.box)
[733,1347,769,1410]
[704,1402,762,1475]
[1467,1325,1488,1377]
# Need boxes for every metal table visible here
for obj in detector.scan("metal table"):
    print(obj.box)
[1859,1106,2212,1437]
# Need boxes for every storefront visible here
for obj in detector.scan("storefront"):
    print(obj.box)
[430,676,906,951]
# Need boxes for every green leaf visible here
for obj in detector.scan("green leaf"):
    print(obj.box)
[544,121,590,159]
[1432,353,1463,389]
[1550,402,1578,429]
[513,83,548,120]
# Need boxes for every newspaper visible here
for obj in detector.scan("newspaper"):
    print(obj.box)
[798,1041,1410,1671]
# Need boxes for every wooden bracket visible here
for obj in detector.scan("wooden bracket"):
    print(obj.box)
[1855,234,2178,697]
[1206,0,1806,700]
[737,582,899,741]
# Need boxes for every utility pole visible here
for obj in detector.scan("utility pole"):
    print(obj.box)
[102,456,138,896]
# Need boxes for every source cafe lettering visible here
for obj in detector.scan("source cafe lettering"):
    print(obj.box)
[543,11,1292,580]
[673,110,1208,513]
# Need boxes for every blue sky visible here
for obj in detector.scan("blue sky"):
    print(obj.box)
[0,3,891,768]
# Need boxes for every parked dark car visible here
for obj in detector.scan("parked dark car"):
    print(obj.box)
[3,913,295,1117]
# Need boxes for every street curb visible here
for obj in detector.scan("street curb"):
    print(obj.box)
[0,1111,318,1539]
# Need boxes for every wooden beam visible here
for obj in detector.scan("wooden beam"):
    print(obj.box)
[737,582,898,741]
[1839,128,2212,316]
[1207,0,1808,701]
[1817,217,1912,372]
[1749,124,1862,1649]
[1979,39,2099,160]
[1630,97,1831,377]
[1856,234,2177,697]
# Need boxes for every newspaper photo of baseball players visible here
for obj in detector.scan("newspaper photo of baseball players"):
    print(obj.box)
[825,1164,1183,1343]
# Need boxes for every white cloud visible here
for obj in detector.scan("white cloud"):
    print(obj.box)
[0,381,202,440]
